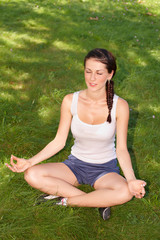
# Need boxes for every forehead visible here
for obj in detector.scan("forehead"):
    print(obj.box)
[85,58,107,70]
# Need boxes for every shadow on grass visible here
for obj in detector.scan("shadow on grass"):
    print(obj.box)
[0,0,159,194]
[0,0,159,182]
[0,1,160,238]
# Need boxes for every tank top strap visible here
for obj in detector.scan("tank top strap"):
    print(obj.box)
[111,94,119,121]
[71,91,80,115]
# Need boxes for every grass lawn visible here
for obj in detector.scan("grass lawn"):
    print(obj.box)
[0,0,160,239]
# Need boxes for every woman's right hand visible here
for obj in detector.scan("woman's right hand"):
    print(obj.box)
[5,155,32,173]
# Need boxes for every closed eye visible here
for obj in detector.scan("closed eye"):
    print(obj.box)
[97,73,103,75]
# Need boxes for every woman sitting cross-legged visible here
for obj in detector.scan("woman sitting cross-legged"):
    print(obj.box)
[6,48,146,220]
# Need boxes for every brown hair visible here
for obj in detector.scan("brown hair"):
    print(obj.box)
[84,48,117,123]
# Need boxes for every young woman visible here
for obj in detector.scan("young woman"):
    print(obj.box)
[6,48,146,220]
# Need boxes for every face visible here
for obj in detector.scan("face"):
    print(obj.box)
[84,58,113,92]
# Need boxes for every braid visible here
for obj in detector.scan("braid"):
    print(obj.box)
[106,80,114,123]
[84,48,116,123]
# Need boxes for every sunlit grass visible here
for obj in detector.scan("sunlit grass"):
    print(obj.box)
[0,0,160,239]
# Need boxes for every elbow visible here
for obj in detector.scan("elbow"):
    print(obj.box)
[116,148,129,157]
[60,141,66,150]
[116,148,122,156]
[61,142,66,149]
[116,150,120,159]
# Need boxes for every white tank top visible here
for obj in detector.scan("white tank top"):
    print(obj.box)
[71,91,118,164]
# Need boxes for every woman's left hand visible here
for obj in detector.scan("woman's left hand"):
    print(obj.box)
[128,179,146,198]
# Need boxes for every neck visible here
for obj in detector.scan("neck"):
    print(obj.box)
[85,88,106,102]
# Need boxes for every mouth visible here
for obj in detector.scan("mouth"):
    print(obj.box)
[89,83,97,87]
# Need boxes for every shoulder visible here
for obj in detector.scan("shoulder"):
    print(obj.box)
[116,97,129,119]
[61,93,74,108]
[117,97,129,109]
[63,93,74,103]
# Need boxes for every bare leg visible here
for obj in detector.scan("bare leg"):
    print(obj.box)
[24,163,85,197]
[25,165,133,208]
[67,173,133,208]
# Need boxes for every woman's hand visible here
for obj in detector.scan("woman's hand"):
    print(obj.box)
[5,155,32,173]
[128,179,147,199]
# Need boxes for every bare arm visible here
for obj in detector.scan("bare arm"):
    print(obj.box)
[6,94,73,172]
[116,98,146,198]
[27,94,73,166]
[116,98,136,181]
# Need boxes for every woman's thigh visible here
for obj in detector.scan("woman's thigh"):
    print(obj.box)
[93,172,127,190]
[25,162,79,186]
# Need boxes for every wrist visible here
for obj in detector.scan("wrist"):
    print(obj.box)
[27,159,33,167]
[126,176,136,183]
[123,169,136,183]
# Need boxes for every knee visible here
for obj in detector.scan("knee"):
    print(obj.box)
[121,184,133,203]
[24,166,38,186]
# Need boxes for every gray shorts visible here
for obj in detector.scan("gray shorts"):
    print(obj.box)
[63,154,120,187]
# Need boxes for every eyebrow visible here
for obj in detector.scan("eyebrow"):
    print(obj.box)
[85,68,105,71]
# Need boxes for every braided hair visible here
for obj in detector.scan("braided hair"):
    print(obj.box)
[84,48,117,123]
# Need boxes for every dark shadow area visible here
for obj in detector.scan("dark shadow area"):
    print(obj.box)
[0,2,160,238]
[0,0,159,191]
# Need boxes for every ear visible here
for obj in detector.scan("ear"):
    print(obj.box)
[108,70,114,80]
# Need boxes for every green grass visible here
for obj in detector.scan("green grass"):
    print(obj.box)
[0,0,160,239]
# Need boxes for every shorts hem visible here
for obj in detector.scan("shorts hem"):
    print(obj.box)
[63,155,120,187]
[63,162,81,185]
[92,170,120,187]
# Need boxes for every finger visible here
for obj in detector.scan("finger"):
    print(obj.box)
[141,181,147,187]
[10,155,18,166]
[5,163,16,172]
[141,187,146,197]
[133,192,138,197]
[136,191,145,199]
[132,192,136,196]
[134,190,143,198]
[135,194,142,199]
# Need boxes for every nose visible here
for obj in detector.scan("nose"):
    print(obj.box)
[91,73,96,81]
